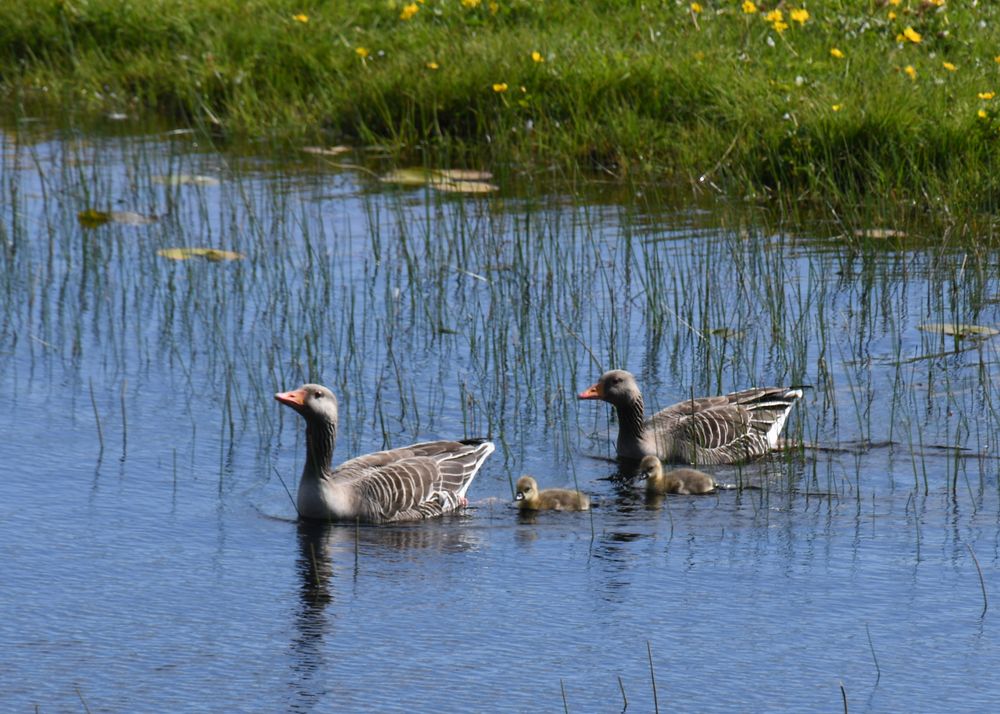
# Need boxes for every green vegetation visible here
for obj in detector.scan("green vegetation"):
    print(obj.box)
[3,1,1000,207]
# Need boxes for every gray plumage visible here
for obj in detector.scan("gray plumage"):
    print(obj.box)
[579,370,802,465]
[276,384,494,523]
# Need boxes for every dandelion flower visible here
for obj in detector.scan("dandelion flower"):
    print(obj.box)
[832,104,843,112]
[902,27,922,44]
[690,2,702,13]
[995,55,1000,64]
[531,51,544,63]
[400,3,419,20]
[765,9,783,23]
[888,11,897,20]
[979,92,996,100]
[493,83,508,93]
[830,48,845,59]
[773,20,789,34]
[292,13,309,23]
[461,0,481,7]
[426,61,439,70]
[978,109,988,119]
[489,1,499,14]
[889,0,900,5]
[790,9,809,25]
[904,65,917,80]
[355,47,369,58]
[942,62,957,72]
[742,1,757,13]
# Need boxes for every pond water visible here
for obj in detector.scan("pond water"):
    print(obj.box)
[2,125,999,712]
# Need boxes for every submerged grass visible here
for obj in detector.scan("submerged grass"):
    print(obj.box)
[4,1,1000,209]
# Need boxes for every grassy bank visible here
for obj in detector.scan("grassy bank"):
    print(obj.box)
[3,1,1000,207]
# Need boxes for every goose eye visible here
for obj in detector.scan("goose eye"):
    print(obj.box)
[313,390,324,399]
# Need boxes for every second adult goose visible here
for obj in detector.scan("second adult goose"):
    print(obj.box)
[578,370,802,465]
[276,384,494,523]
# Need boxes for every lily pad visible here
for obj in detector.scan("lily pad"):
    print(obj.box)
[380,168,435,186]
[434,168,493,182]
[301,145,351,156]
[157,247,244,262]
[917,323,999,339]
[78,209,158,228]
[153,174,220,187]
[432,179,499,194]
[853,228,906,240]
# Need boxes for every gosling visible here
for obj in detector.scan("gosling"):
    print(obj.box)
[514,476,590,511]
[638,455,716,495]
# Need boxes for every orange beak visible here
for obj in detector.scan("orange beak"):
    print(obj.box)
[578,383,602,400]
[275,388,307,408]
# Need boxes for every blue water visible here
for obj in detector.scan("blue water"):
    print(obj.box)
[1,127,999,712]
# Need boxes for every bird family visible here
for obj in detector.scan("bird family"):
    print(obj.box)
[275,369,803,522]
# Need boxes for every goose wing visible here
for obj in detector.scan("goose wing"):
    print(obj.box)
[333,439,494,523]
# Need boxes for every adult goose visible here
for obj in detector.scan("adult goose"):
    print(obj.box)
[578,370,802,465]
[514,476,590,512]
[638,456,716,496]
[276,384,494,523]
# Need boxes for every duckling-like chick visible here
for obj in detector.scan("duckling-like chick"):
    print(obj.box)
[514,476,590,511]
[638,455,716,495]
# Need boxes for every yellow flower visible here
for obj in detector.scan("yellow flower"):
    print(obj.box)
[690,2,702,13]
[888,11,897,20]
[426,61,439,70]
[292,13,309,23]
[978,109,988,119]
[355,47,369,59]
[765,9,783,23]
[790,8,809,25]
[832,104,843,112]
[830,48,845,59]
[995,56,1000,64]
[742,1,757,13]
[773,20,789,34]
[942,61,957,72]
[489,1,499,14]
[902,27,922,44]
[979,92,996,100]
[531,51,544,63]
[492,83,508,93]
[889,0,901,5]
[400,3,419,20]
[904,65,917,80]
[461,0,481,7]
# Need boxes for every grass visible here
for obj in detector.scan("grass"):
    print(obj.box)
[4,1,1000,209]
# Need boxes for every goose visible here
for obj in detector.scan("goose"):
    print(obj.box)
[276,384,494,523]
[514,476,590,511]
[638,455,715,495]
[578,370,802,464]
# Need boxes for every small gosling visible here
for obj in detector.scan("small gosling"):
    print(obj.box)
[515,476,590,511]
[638,455,716,495]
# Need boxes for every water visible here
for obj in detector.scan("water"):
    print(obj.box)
[2,125,999,712]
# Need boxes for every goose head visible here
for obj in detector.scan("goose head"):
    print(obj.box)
[275,383,340,427]
[515,475,539,505]
[637,455,662,481]
[578,370,641,408]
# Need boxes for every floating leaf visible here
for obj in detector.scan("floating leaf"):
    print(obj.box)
[301,145,351,156]
[853,228,906,240]
[78,209,111,228]
[153,174,220,186]
[432,179,499,194]
[434,168,493,181]
[109,211,157,226]
[918,323,999,339]
[157,247,244,262]
[380,167,435,186]
[710,327,745,339]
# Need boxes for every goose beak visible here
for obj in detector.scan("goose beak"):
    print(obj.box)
[515,492,525,501]
[275,388,307,409]
[578,383,602,400]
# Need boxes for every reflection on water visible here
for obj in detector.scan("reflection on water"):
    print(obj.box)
[2,128,1000,711]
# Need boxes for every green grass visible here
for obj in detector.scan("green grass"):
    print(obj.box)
[3,1,1000,207]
